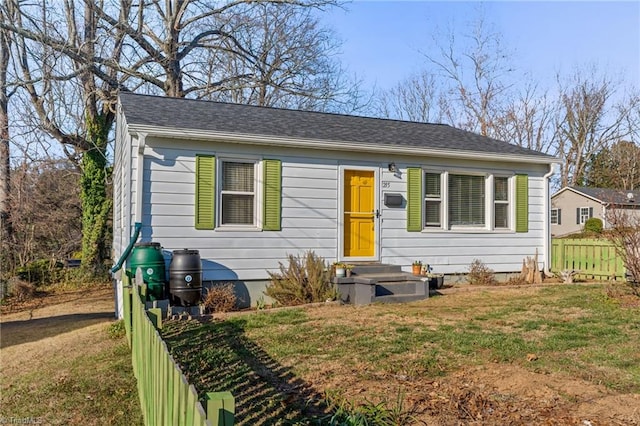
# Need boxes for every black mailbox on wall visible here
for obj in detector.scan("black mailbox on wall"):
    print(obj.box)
[384,193,404,207]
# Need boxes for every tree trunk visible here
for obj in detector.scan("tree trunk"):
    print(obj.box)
[0,11,13,274]
[80,115,112,274]
[0,109,11,270]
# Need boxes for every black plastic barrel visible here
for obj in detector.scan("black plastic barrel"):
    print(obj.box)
[169,249,202,306]
[126,242,166,301]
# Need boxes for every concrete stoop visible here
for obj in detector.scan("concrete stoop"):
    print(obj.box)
[335,264,430,306]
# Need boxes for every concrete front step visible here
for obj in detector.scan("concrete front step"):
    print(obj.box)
[373,294,430,304]
[375,281,424,296]
[360,273,422,283]
[336,263,432,305]
[351,263,403,275]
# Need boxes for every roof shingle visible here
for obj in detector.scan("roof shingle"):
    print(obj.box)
[568,186,640,206]
[119,92,555,160]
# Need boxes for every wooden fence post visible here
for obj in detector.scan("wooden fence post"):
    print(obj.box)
[147,307,162,330]
[207,392,235,426]
[558,239,565,271]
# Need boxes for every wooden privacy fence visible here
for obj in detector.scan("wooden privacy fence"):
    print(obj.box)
[551,238,626,281]
[123,273,235,426]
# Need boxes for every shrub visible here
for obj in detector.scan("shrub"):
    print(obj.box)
[466,259,497,286]
[7,277,36,301]
[15,259,64,286]
[202,283,237,313]
[584,217,603,234]
[604,207,640,297]
[265,250,336,306]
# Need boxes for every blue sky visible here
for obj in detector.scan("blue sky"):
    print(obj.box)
[321,1,640,94]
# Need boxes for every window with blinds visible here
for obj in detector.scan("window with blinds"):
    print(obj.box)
[448,174,485,226]
[494,176,509,228]
[424,172,442,227]
[220,161,255,225]
[413,169,524,232]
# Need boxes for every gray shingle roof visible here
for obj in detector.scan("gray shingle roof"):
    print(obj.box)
[569,186,640,206]
[119,92,555,160]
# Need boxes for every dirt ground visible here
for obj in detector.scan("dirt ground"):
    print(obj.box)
[1,287,115,355]
[2,285,640,425]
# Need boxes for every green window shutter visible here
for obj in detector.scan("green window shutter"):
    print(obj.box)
[195,155,215,230]
[407,168,423,232]
[515,174,528,233]
[263,159,282,231]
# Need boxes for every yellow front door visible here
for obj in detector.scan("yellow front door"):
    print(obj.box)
[344,170,375,257]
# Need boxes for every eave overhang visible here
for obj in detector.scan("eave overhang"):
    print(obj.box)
[128,124,560,165]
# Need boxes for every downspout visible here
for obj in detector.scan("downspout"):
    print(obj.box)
[110,132,147,273]
[543,163,557,276]
[110,222,141,273]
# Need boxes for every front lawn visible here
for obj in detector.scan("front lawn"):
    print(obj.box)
[162,284,640,425]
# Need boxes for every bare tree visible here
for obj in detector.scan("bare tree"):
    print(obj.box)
[604,205,640,297]
[423,16,514,137]
[375,71,443,123]
[199,3,363,112]
[5,0,120,273]
[1,0,350,273]
[10,158,82,266]
[0,4,16,275]
[586,140,640,190]
[555,67,637,187]
[494,82,559,154]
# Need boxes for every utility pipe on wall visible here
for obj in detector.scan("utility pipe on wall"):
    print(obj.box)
[543,163,559,275]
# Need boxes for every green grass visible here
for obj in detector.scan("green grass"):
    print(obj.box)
[1,324,142,426]
[161,284,640,424]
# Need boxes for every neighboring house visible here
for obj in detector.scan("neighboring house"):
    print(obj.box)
[551,186,640,236]
[112,92,557,314]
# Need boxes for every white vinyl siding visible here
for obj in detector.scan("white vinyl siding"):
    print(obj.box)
[121,136,550,280]
[383,164,546,274]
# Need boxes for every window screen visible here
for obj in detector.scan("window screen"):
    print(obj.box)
[449,174,485,226]
[424,172,441,227]
[494,176,509,228]
[221,161,255,225]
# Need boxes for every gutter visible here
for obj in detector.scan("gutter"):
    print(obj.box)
[110,132,147,274]
[135,132,147,224]
[543,163,559,275]
[126,124,559,166]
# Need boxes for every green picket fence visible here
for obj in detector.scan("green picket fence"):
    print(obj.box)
[123,274,235,426]
[551,238,626,281]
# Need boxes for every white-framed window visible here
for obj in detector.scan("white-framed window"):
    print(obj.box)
[578,207,591,225]
[423,171,513,230]
[219,160,257,226]
[551,208,561,225]
[494,176,510,229]
[424,172,442,227]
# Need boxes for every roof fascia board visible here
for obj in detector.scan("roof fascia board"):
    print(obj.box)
[564,187,606,204]
[128,124,559,165]
[551,186,570,199]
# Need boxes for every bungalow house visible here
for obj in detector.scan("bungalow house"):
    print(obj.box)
[551,186,640,236]
[112,93,557,315]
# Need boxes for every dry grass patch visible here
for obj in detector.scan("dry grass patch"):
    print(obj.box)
[0,287,142,425]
